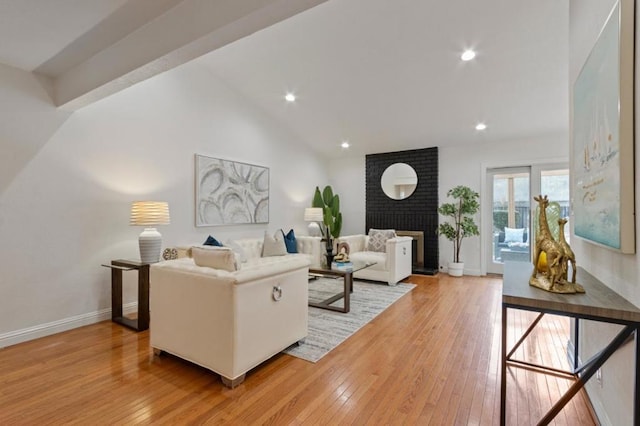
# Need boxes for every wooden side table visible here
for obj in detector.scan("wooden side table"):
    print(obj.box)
[102,259,150,331]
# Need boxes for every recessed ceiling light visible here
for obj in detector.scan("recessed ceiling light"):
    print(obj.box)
[475,123,487,131]
[461,49,476,61]
[285,93,296,102]
[341,141,350,149]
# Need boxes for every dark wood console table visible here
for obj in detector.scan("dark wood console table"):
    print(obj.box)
[101,259,150,331]
[501,261,640,425]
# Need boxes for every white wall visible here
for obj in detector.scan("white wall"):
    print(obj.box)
[0,61,329,345]
[329,137,567,276]
[0,64,71,193]
[441,135,568,275]
[328,155,366,236]
[570,0,639,424]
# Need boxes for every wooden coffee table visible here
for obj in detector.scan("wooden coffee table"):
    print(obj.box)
[308,261,375,313]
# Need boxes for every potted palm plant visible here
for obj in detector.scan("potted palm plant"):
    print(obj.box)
[438,185,480,276]
[312,185,342,265]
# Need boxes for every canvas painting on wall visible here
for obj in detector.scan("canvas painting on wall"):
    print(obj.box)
[572,0,635,253]
[195,154,269,226]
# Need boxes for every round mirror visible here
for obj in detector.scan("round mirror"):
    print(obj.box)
[381,163,418,200]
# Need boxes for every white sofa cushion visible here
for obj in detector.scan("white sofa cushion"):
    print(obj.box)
[192,246,238,272]
[176,235,323,268]
[224,239,247,263]
[155,254,311,284]
[349,251,387,271]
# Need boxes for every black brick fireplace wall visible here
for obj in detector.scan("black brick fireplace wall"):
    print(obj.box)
[365,147,439,274]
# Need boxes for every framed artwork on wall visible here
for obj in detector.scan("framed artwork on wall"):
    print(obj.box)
[572,0,635,253]
[195,154,269,226]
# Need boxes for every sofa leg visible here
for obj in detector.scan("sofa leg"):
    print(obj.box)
[297,338,306,346]
[153,348,162,356]
[221,374,245,389]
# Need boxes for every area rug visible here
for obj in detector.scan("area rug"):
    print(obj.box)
[282,278,416,363]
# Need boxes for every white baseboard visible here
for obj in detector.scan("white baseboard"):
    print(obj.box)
[464,268,482,276]
[0,302,138,349]
[441,266,483,276]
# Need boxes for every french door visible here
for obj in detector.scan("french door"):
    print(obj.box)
[485,164,569,275]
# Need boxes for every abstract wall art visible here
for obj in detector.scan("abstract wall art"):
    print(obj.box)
[195,154,269,226]
[572,0,635,253]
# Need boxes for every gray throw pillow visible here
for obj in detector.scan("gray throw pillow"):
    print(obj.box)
[262,231,287,257]
[367,229,397,252]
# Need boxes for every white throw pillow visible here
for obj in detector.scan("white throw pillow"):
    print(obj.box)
[504,227,525,243]
[192,246,238,272]
[366,229,397,252]
[262,231,287,257]
[225,239,248,263]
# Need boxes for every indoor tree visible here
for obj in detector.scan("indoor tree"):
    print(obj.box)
[438,185,480,265]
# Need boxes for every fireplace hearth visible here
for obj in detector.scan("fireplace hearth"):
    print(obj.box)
[396,230,424,267]
[365,147,439,275]
[395,230,436,275]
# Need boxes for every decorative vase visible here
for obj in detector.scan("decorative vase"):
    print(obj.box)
[325,247,335,267]
[448,262,464,277]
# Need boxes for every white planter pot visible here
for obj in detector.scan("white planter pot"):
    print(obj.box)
[448,262,464,277]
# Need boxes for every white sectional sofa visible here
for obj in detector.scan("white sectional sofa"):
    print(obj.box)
[150,235,322,388]
[174,235,323,268]
[337,234,412,285]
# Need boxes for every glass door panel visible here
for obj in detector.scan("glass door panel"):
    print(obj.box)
[541,168,570,242]
[488,168,530,274]
[485,163,569,275]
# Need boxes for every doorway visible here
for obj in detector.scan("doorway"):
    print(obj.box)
[485,164,569,275]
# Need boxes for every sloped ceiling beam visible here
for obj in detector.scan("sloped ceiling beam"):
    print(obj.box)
[39,0,327,110]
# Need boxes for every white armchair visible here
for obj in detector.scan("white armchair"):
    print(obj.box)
[336,234,412,285]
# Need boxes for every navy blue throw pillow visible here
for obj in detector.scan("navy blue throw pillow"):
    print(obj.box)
[281,229,298,253]
[203,235,223,247]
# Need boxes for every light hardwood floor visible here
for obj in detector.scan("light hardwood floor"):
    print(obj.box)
[0,274,597,425]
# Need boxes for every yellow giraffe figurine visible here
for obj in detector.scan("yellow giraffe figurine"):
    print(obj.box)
[530,195,584,293]
[557,218,577,284]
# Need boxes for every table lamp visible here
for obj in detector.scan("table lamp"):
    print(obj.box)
[304,207,324,237]
[130,201,170,263]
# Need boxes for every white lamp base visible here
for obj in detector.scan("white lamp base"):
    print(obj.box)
[308,222,321,237]
[139,227,162,263]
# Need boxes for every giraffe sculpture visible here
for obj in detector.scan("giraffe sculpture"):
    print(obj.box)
[557,218,577,284]
[530,195,565,289]
[530,195,584,293]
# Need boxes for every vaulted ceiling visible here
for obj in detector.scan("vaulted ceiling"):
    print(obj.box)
[1,0,569,158]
